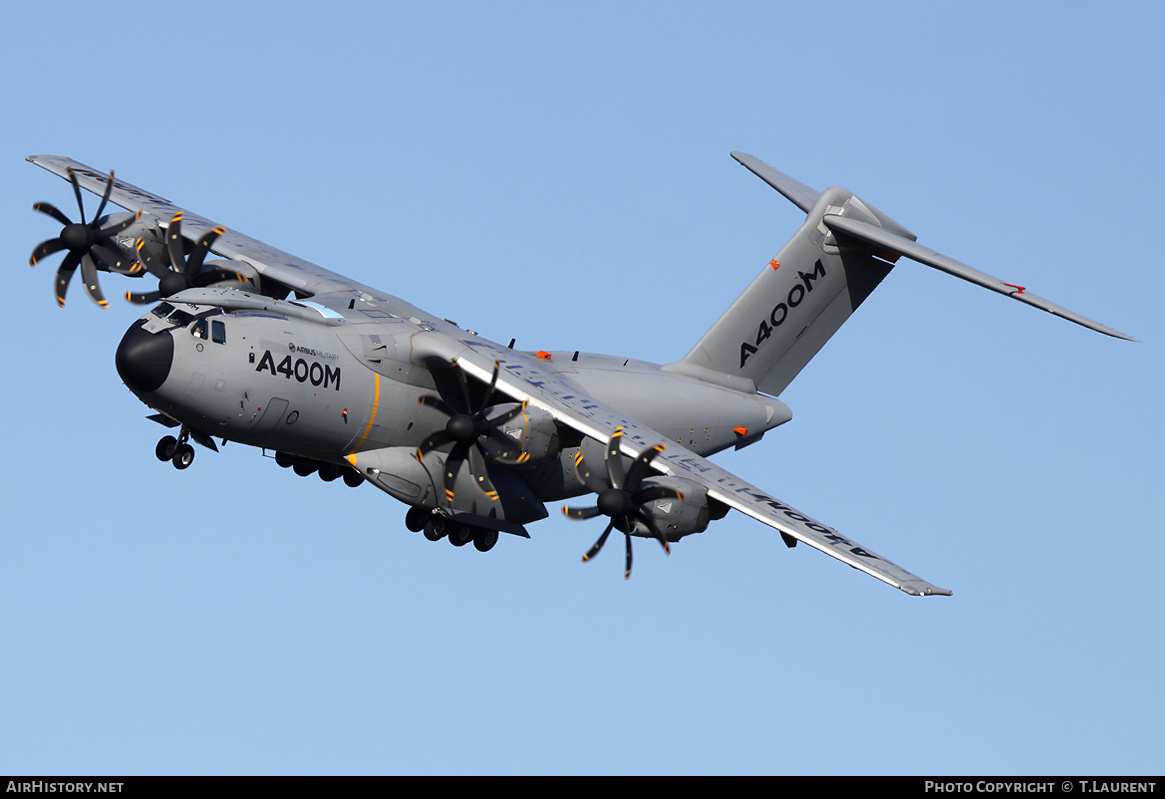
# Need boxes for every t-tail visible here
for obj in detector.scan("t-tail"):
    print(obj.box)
[665,152,1135,398]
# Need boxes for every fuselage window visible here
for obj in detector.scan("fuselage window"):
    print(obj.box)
[211,320,226,344]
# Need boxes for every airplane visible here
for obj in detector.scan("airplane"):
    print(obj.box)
[25,152,1134,596]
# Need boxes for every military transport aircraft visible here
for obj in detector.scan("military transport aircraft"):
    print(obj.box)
[26,152,1134,596]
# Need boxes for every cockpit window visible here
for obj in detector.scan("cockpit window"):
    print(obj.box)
[192,320,208,339]
[211,320,226,344]
[167,309,195,328]
[151,302,175,318]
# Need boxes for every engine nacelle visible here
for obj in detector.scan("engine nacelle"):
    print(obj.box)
[346,445,548,523]
[631,477,713,541]
[489,404,561,463]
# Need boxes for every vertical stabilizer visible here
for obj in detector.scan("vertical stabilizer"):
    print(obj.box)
[665,152,1133,397]
[666,155,916,397]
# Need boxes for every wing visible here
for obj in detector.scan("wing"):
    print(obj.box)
[26,155,365,299]
[412,332,952,597]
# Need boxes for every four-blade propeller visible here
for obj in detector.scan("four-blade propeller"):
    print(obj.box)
[29,169,141,308]
[416,358,531,504]
[562,427,683,580]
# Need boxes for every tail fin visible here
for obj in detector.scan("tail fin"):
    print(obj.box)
[665,152,1134,398]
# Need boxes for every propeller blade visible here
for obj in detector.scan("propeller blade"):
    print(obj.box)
[125,290,163,305]
[623,443,665,493]
[417,429,453,458]
[631,507,672,555]
[96,210,142,241]
[195,266,248,288]
[30,238,65,266]
[572,451,611,496]
[79,254,109,308]
[484,400,528,429]
[89,243,126,273]
[631,484,684,505]
[442,441,470,503]
[417,394,457,419]
[54,251,82,307]
[165,213,185,278]
[582,520,615,563]
[562,505,602,520]
[68,169,86,224]
[604,427,627,489]
[187,227,225,275]
[477,359,502,415]
[467,444,500,502]
[624,534,634,580]
[450,359,473,417]
[479,430,529,465]
[423,357,470,411]
[134,238,172,279]
[33,202,73,227]
[92,170,114,222]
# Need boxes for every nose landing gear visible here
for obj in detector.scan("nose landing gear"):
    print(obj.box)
[155,430,195,470]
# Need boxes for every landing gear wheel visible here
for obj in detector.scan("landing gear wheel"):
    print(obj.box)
[404,507,428,533]
[172,443,195,470]
[473,529,498,552]
[318,463,343,482]
[155,435,177,462]
[423,516,447,541]
[447,523,473,547]
[343,470,364,487]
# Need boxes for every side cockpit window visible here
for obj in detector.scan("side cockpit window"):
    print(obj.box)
[211,320,226,344]
[191,320,208,339]
[168,309,195,328]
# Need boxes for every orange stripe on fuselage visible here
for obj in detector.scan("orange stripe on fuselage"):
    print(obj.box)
[347,372,380,454]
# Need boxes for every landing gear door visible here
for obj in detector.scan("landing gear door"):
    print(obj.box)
[249,397,289,443]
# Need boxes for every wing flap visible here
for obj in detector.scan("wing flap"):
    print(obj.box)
[415,332,951,596]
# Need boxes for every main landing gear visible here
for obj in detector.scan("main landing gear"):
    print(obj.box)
[404,507,499,552]
[274,451,364,487]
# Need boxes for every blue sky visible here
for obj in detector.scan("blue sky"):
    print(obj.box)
[1,1,1161,775]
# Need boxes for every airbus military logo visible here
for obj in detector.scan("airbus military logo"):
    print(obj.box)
[255,344,341,390]
[739,259,828,368]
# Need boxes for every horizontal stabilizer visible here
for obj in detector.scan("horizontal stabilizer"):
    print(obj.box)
[730,151,820,213]
[822,214,1137,341]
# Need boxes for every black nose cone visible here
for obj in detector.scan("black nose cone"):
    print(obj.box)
[116,320,173,394]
